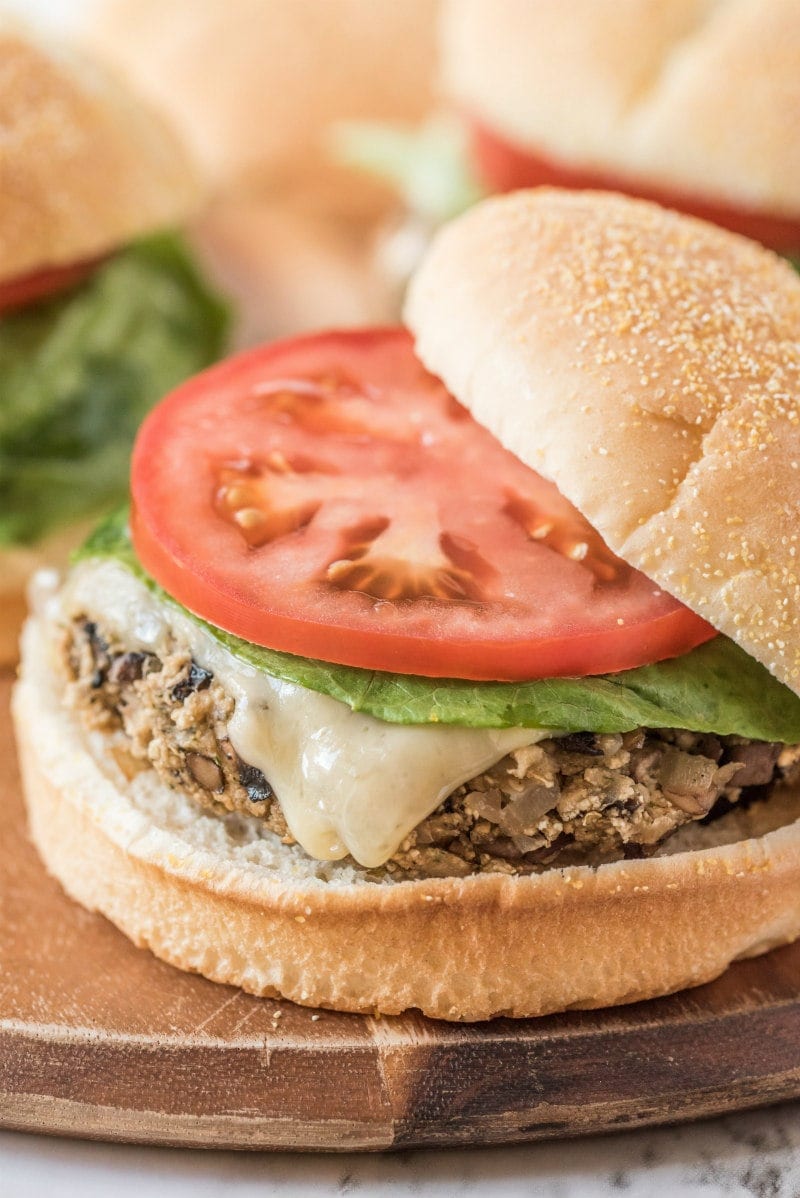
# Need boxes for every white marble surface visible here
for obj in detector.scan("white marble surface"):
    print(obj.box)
[3,1103,800,1198]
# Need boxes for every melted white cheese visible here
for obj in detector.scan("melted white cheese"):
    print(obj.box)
[59,562,557,868]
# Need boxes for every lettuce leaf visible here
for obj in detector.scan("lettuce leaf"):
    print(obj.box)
[76,509,800,741]
[331,118,484,224]
[0,233,229,546]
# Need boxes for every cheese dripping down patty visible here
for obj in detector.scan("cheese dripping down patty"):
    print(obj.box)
[56,561,557,868]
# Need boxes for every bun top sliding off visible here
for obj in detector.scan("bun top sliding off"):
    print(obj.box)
[406,189,800,692]
[0,29,200,282]
[442,0,800,219]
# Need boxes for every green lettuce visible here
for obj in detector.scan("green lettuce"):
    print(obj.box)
[0,233,229,546]
[331,118,484,225]
[76,508,800,742]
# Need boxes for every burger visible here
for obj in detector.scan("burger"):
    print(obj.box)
[79,0,440,221]
[78,0,442,343]
[13,190,800,1020]
[442,0,800,251]
[339,0,800,298]
[0,28,229,664]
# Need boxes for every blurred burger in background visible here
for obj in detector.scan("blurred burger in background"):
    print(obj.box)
[80,0,441,341]
[0,26,228,665]
[445,0,800,251]
[339,0,800,298]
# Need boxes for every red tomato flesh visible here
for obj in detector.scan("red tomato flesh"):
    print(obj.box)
[470,117,800,252]
[131,328,715,681]
[0,257,103,315]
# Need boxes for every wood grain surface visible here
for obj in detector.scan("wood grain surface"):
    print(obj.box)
[4,669,800,1151]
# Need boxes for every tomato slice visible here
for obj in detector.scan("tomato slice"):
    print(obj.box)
[469,118,800,253]
[131,328,715,681]
[0,256,104,315]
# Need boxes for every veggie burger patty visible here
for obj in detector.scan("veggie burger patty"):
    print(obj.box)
[63,613,800,880]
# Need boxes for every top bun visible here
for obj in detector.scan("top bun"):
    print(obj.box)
[0,29,200,283]
[441,0,800,217]
[79,0,439,219]
[406,189,800,693]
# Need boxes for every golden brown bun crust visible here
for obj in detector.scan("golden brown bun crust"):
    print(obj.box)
[80,0,439,219]
[14,615,800,1021]
[407,190,800,696]
[442,0,800,216]
[0,31,200,281]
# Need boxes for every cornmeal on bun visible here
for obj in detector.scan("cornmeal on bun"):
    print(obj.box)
[14,191,800,1020]
[0,28,228,665]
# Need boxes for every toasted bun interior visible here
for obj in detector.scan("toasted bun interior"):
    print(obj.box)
[0,29,199,282]
[442,0,800,216]
[14,610,800,1020]
[406,190,800,696]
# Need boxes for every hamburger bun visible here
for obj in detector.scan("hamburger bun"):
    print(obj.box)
[441,0,800,219]
[15,190,800,1018]
[80,0,440,220]
[0,28,199,283]
[406,190,800,694]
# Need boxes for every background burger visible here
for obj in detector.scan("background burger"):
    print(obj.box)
[444,0,800,250]
[78,0,442,342]
[0,27,228,665]
[79,0,440,220]
[13,190,800,1020]
[339,0,800,301]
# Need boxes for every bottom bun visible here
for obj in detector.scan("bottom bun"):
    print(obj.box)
[13,614,800,1021]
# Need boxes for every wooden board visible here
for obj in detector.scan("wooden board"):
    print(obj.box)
[5,670,800,1152]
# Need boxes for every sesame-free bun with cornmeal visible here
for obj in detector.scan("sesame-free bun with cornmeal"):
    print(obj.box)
[14,190,800,1019]
[408,189,800,694]
[442,0,800,221]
